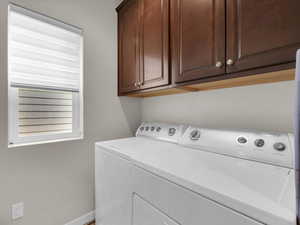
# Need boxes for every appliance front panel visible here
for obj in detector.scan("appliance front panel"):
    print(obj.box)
[132,166,264,225]
[95,147,133,225]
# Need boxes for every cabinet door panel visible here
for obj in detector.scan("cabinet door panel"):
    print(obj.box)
[172,0,226,83]
[118,0,140,94]
[140,0,170,89]
[227,0,300,73]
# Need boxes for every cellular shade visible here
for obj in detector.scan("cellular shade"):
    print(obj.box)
[18,88,73,136]
[8,4,82,92]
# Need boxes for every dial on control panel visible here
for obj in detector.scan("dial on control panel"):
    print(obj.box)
[168,128,176,136]
[190,129,201,141]
[255,139,265,148]
[237,137,247,144]
[273,142,286,151]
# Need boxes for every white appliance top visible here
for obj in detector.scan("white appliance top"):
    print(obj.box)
[137,122,294,168]
[96,122,296,225]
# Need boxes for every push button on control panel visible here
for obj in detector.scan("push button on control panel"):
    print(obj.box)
[168,128,176,136]
[237,137,247,144]
[273,142,286,151]
[255,139,265,147]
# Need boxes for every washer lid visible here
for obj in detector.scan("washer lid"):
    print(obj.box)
[96,137,296,225]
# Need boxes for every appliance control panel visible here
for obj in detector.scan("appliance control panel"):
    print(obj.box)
[136,122,187,143]
[179,126,294,168]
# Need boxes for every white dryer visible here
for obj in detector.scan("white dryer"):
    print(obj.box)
[95,122,296,225]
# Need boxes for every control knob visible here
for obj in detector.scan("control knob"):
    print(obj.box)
[168,128,176,136]
[190,129,201,140]
[273,142,286,151]
[237,137,247,144]
[255,139,265,147]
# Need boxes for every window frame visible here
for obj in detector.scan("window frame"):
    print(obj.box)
[7,4,84,147]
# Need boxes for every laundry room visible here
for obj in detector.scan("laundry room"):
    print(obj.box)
[0,0,299,225]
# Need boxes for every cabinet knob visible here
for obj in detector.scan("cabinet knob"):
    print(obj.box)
[215,61,223,68]
[226,59,234,66]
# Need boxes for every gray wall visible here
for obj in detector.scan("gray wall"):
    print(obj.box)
[0,0,141,225]
[0,0,296,225]
[142,80,296,133]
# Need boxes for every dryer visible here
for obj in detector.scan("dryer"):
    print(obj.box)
[95,122,296,225]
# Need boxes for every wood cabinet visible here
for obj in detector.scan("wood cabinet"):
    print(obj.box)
[172,0,300,83]
[139,0,170,89]
[226,0,300,73]
[118,0,140,94]
[172,0,225,83]
[117,0,299,97]
[118,0,170,95]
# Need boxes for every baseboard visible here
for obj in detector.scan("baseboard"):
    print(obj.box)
[64,211,95,225]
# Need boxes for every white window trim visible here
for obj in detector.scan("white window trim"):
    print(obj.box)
[7,4,84,147]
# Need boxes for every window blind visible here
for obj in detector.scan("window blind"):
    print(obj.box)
[8,4,82,92]
[18,88,73,136]
[8,4,83,146]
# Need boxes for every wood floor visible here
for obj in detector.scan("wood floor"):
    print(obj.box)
[86,222,95,225]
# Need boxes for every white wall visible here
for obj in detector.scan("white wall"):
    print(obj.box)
[0,0,141,224]
[142,80,296,133]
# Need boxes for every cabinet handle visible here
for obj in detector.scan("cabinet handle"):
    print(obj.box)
[215,61,223,68]
[226,59,234,66]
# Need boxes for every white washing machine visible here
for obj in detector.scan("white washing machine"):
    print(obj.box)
[95,122,296,225]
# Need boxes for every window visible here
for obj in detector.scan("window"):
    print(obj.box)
[8,4,83,146]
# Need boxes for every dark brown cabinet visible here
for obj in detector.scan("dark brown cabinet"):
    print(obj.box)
[139,0,170,89]
[226,0,300,73]
[118,0,140,94]
[117,0,170,95]
[172,0,226,83]
[117,0,299,96]
[172,0,300,83]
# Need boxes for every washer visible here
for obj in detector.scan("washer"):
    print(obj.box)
[95,122,296,225]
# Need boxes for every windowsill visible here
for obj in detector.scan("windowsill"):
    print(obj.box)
[8,136,84,148]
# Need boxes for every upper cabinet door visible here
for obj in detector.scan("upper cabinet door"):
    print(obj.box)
[139,0,170,89]
[172,0,226,83]
[226,0,300,73]
[118,0,140,94]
